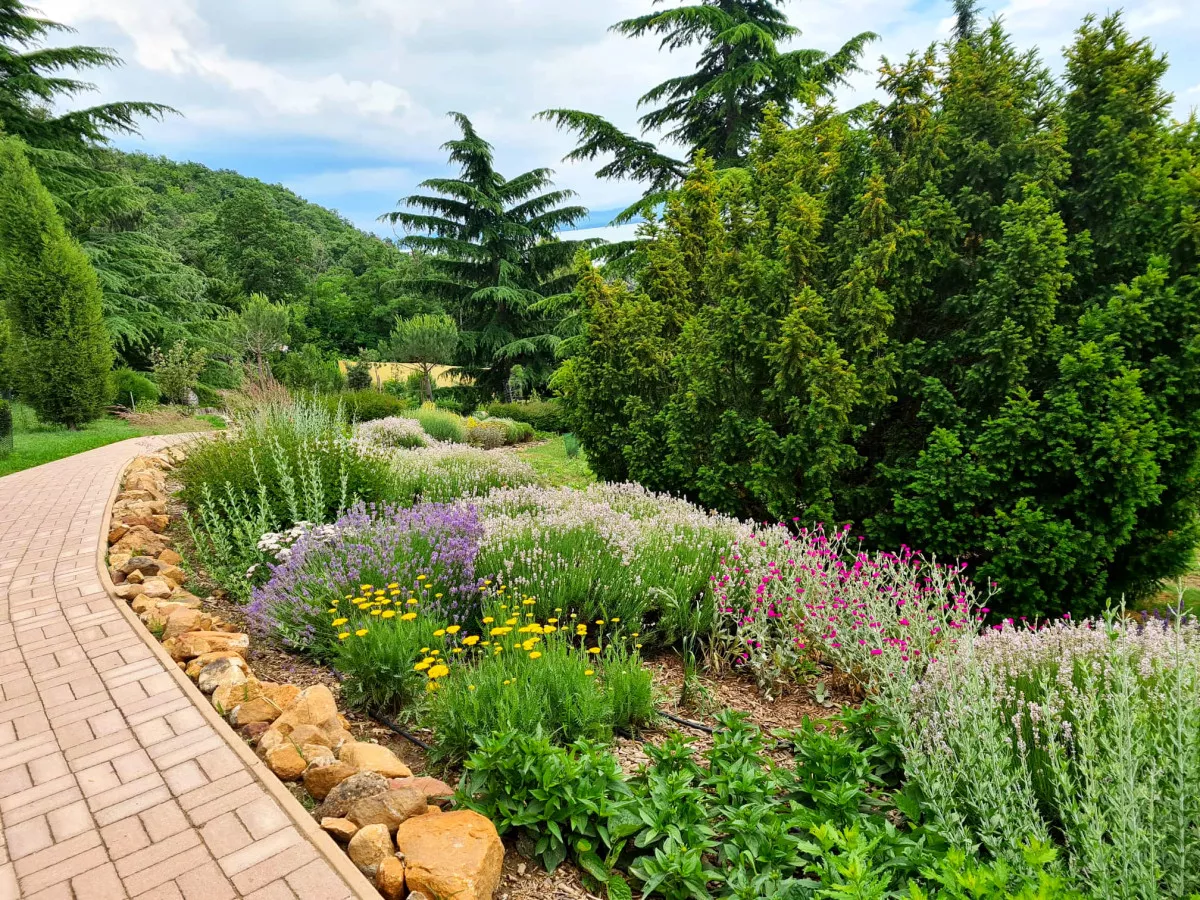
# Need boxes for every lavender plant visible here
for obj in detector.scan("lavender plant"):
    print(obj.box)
[388,444,540,504]
[248,501,483,654]
[474,483,748,643]
[353,416,429,451]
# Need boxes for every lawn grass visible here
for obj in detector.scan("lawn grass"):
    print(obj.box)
[0,402,218,478]
[517,434,595,488]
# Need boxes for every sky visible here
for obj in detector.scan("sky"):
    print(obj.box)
[34,0,1200,243]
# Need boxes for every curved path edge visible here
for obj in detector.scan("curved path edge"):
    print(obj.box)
[0,436,376,900]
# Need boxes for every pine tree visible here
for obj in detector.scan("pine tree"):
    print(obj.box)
[380,113,596,395]
[539,1,876,224]
[0,136,113,427]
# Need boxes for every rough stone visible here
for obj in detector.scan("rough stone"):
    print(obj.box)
[125,570,145,585]
[158,564,188,585]
[197,657,249,694]
[320,817,358,842]
[272,685,339,734]
[108,525,129,545]
[304,759,359,801]
[140,602,205,631]
[124,470,167,498]
[376,856,406,900]
[424,805,442,816]
[111,525,169,556]
[157,548,183,566]
[140,577,175,601]
[163,607,219,639]
[264,743,308,781]
[395,810,504,900]
[339,742,412,779]
[119,555,161,577]
[346,788,427,835]
[389,776,454,805]
[118,514,169,533]
[315,772,389,820]
[162,630,249,662]
[226,682,301,726]
[239,722,271,743]
[407,893,431,900]
[113,498,167,518]
[116,489,157,502]
[114,583,146,601]
[188,652,249,681]
[348,824,393,880]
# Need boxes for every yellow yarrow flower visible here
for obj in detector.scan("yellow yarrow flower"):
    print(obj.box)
[584,669,594,676]
[522,598,535,606]
[382,610,396,619]
[427,664,449,679]
[407,598,419,606]
[414,657,434,671]
[434,629,446,637]
[360,585,372,592]
[462,635,480,646]
[528,651,542,660]
[338,632,350,641]
[417,574,427,581]
[370,610,381,616]
[387,582,399,590]
[401,612,417,621]
[446,625,461,634]
[332,618,348,627]
[547,618,559,624]
[483,616,494,624]
[355,628,368,637]
[588,647,601,654]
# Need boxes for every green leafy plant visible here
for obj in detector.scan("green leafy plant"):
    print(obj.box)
[413,404,468,443]
[389,313,458,403]
[150,340,208,405]
[109,368,160,408]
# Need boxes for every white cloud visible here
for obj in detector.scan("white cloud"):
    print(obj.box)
[33,0,1200,234]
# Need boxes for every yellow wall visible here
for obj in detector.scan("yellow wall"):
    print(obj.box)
[337,362,472,388]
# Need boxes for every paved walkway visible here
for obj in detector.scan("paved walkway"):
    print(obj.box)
[0,438,359,899]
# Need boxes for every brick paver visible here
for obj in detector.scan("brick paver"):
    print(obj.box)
[0,439,357,899]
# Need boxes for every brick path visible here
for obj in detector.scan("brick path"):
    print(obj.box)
[0,438,360,899]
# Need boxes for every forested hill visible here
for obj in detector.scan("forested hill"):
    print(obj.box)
[108,152,431,364]
[117,153,388,272]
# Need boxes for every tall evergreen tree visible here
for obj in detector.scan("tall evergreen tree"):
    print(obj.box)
[0,0,213,353]
[380,113,596,395]
[563,13,1200,618]
[539,0,876,224]
[0,136,112,426]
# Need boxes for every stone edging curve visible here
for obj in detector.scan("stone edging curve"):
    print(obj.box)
[95,450,381,900]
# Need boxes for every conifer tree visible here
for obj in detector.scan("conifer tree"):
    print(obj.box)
[381,113,595,395]
[0,136,113,427]
[563,13,1200,618]
[539,1,876,224]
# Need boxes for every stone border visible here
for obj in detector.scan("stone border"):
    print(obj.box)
[95,452,382,900]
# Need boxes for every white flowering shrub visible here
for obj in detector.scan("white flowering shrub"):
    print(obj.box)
[389,444,540,504]
[354,416,429,451]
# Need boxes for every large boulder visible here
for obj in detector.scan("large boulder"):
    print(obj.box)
[338,742,412,778]
[347,824,393,880]
[345,787,427,834]
[304,758,359,801]
[395,810,503,900]
[272,684,338,734]
[157,548,183,566]
[162,631,249,662]
[315,772,389,820]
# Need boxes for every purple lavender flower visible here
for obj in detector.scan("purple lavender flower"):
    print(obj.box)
[249,501,483,653]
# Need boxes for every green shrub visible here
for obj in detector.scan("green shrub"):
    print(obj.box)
[484,398,565,433]
[346,360,373,390]
[109,369,160,408]
[389,445,541,504]
[466,418,508,449]
[330,390,410,423]
[354,417,428,451]
[496,418,534,444]
[198,358,242,390]
[413,404,467,443]
[193,383,222,408]
[177,396,395,531]
[0,136,112,428]
[151,341,207,405]
[563,433,582,458]
[0,399,11,459]
[459,731,631,875]
[561,16,1200,619]
[273,344,345,393]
